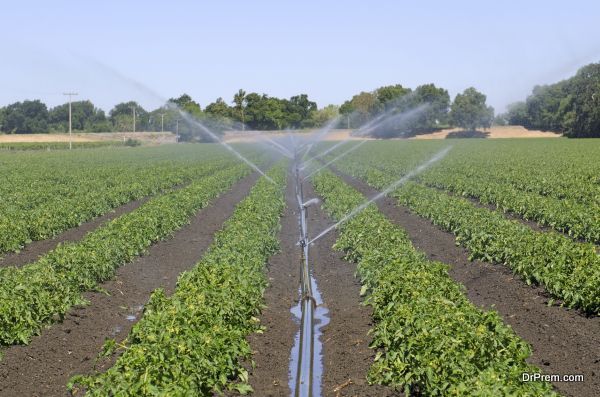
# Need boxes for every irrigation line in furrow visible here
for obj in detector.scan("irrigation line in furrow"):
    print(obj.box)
[293,154,319,397]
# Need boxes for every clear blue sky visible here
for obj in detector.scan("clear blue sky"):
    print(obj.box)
[1,0,599,113]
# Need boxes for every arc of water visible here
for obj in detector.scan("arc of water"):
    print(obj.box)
[302,140,367,181]
[79,57,275,183]
[308,146,452,245]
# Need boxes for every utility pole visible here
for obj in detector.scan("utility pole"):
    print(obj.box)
[63,92,78,150]
[160,113,165,132]
[176,118,179,136]
[347,115,350,129]
[130,106,136,133]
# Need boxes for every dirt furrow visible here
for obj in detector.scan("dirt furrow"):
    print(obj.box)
[0,172,259,397]
[333,168,600,397]
[302,180,399,397]
[235,171,300,396]
[0,198,149,268]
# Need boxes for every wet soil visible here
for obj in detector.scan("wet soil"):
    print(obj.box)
[0,173,259,397]
[303,181,400,397]
[233,171,300,397]
[235,174,398,397]
[334,168,600,397]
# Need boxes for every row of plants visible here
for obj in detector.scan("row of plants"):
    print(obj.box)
[335,161,600,314]
[0,145,243,256]
[325,140,600,243]
[419,167,600,243]
[0,162,251,346]
[311,169,558,396]
[69,163,287,396]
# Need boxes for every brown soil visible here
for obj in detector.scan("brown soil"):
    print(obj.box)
[0,198,149,268]
[334,169,600,397]
[410,125,561,139]
[223,126,558,143]
[232,173,398,396]
[0,132,175,144]
[302,181,399,397]
[232,171,300,397]
[0,173,259,397]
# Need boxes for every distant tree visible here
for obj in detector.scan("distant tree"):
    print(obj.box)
[286,94,317,128]
[339,91,381,128]
[409,83,451,132]
[168,94,202,114]
[375,84,412,110]
[450,87,494,131]
[307,104,339,127]
[0,100,49,133]
[109,101,147,131]
[204,97,231,118]
[232,89,247,127]
[48,100,106,132]
[566,63,600,137]
[503,101,529,126]
[506,62,600,137]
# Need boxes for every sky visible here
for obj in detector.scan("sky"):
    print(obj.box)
[1,0,599,114]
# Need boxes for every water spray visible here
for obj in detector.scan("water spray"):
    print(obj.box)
[300,103,431,170]
[308,146,452,245]
[302,140,367,181]
[79,57,276,183]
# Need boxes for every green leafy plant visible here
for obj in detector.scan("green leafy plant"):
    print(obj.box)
[312,169,558,396]
[69,163,287,396]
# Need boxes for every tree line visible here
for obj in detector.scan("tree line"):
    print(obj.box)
[338,84,493,137]
[497,62,600,138]
[0,85,497,138]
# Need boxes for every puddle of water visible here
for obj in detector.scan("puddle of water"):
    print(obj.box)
[288,273,330,396]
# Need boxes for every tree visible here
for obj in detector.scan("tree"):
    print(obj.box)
[339,91,381,128]
[506,62,600,137]
[0,100,49,133]
[566,63,600,137]
[307,104,339,127]
[375,84,412,111]
[232,89,247,128]
[205,97,231,119]
[109,101,147,132]
[409,83,451,132]
[48,100,106,132]
[450,87,494,131]
[168,94,202,116]
[286,94,317,128]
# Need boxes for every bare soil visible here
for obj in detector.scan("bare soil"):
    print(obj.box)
[0,132,175,144]
[410,125,561,139]
[0,173,259,397]
[231,172,300,397]
[223,126,558,143]
[232,173,398,396]
[0,197,148,268]
[334,169,600,397]
[302,181,399,397]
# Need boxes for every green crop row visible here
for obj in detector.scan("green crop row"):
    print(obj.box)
[0,145,244,256]
[0,163,251,346]
[69,163,287,396]
[419,168,600,243]
[337,162,600,314]
[325,140,600,243]
[312,169,558,396]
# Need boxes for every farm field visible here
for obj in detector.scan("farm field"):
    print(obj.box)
[0,139,598,397]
